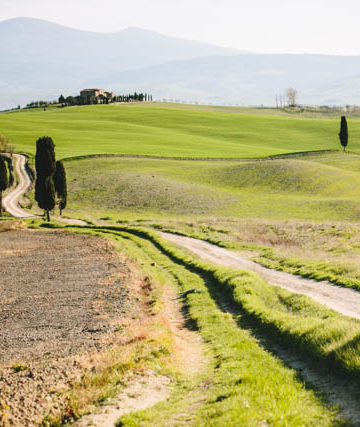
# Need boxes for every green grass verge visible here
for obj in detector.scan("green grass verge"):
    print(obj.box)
[253,253,360,291]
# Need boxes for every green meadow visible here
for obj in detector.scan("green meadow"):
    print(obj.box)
[0,102,355,158]
[62,152,360,222]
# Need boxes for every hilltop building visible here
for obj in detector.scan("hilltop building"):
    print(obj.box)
[80,89,115,104]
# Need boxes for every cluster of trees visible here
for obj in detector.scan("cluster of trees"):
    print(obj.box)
[58,94,101,106]
[35,137,67,221]
[117,93,153,102]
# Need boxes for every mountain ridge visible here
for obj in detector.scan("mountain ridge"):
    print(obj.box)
[1,17,360,109]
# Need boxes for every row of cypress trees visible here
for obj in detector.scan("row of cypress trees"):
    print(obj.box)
[35,136,67,221]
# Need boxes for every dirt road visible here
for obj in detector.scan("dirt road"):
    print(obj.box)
[3,154,34,218]
[159,231,360,321]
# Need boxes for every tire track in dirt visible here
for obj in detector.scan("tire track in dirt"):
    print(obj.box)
[159,231,360,321]
[76,283,207,426]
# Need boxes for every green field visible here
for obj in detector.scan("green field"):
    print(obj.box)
[60,152,360,223]
[0,103,355,158]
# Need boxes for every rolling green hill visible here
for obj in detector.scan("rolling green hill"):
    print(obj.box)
[0,103,353,159]
[62,153,360,222]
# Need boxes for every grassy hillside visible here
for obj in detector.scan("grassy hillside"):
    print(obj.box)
[61,152,360,222]
[0,103,353,159]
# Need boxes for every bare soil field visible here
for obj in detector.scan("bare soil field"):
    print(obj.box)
[0,228,133,425]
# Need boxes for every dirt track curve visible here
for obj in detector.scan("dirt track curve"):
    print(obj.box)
[159,232,360,321]
[3,154,35,218]
[3,154,86,225]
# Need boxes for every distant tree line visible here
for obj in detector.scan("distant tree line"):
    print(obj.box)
[59,94,110,106]
[115,92,153,103]
[26,100,57,109]
[58,92,153,107]
[25,91,154,109]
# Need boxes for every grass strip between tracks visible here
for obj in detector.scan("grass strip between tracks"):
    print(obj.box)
[149,223,360,292]
[54,223,356,425]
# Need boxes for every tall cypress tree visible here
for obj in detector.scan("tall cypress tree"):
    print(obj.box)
[35,136,56,221]
[339,116,348,152]
[0,156,8,217]
[54,160,67,216]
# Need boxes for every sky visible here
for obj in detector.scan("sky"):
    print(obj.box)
[0,0,359,55]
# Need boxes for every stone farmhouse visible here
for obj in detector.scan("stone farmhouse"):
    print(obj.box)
[80,89,115,103]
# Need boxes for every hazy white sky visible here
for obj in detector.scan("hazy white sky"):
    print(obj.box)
[0,0,359,55]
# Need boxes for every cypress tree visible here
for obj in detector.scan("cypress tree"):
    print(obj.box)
[35,136,56,221]
[0,156,8,216]
[339,116,348,152]
[54,160,67,216]
[43,177,55,220]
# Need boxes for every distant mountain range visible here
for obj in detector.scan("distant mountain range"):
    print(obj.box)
[1,17,360,109]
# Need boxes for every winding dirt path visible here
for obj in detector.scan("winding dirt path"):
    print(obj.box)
[3,154,35,218]
[159,232,360,321]
[3,154,86,225]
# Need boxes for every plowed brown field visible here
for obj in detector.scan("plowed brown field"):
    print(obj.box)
[0,228,132,425]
